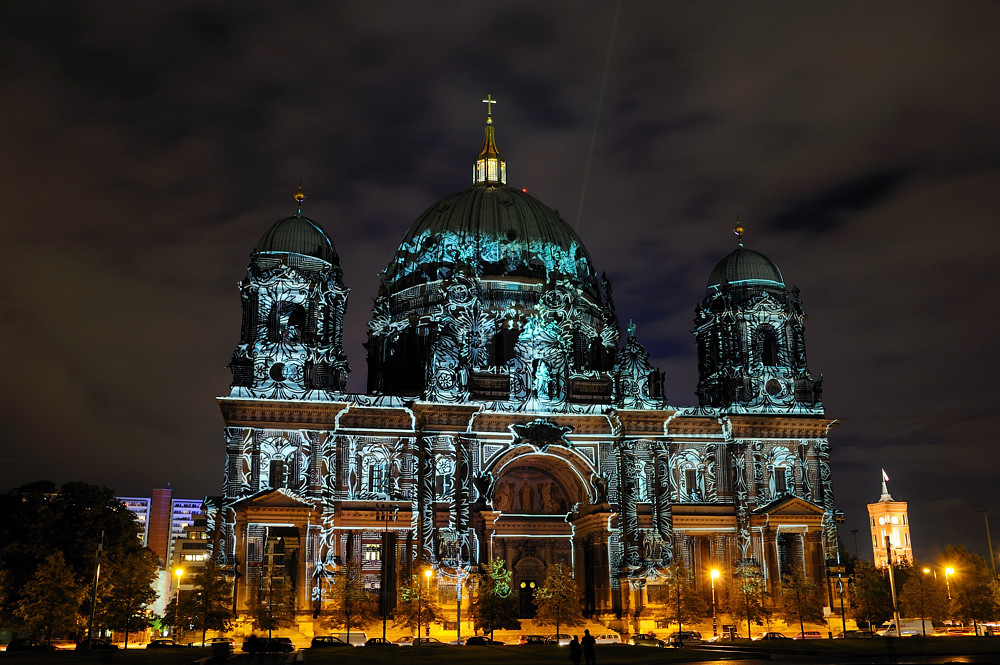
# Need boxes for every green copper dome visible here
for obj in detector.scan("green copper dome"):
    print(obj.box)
[707,246,784,290]
[254,215,340,267]
[382,184,601,299]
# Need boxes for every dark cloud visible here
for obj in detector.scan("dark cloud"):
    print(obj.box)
[0,1,998,565]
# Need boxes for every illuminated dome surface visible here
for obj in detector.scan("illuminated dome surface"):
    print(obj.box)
[383,185,601,299]
[254,215,339,266]
[707,246,784,290]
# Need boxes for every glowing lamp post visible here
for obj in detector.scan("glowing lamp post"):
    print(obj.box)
[945,567,954,601]
[174,569,184,636]
[418,567,433,642]
[710,569,719,636]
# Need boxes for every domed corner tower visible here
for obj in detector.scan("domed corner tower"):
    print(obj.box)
[365,105,620,412]
[693,222,822,413]
[228,187,351,400]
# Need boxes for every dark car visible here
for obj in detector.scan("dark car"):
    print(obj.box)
[465,636,504,646]
[147,638,185,648]
[75,638,119,650]
[670,630,702,644]
[6,638,56,652]
[834,630,878,639]
[412,637,447,646]
[518,635,548,645]
[365,638,398,647]
[630,635,666,648]
[755,632,789,640]
[242,636,295,653]
[311,636,351,648]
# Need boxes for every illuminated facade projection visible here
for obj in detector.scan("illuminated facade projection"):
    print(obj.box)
[215,103,841,637]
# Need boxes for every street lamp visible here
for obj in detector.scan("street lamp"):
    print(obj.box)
[945,567,954,601]
[418,567,432,642]
[710,569,719,637]
[174,568,184,637]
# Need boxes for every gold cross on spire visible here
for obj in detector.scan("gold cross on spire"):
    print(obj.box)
[482,94,497,123]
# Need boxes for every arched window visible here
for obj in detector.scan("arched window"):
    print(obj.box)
[673,453,704,502]
[759,326,779,366]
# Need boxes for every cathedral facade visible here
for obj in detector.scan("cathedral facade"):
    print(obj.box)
[215,108,840,634]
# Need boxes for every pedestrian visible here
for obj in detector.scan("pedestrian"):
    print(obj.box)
[582,629,596,665]
[569,635,582,665]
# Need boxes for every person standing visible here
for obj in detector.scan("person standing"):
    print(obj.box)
[569,635,582,665]
[582,629,596,665]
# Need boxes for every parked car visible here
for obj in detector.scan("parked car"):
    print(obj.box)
[148,638,186,648]
[791,631,824,640]
[465,636,504,646]
[394,635,416,646]
[593,634,620,644]
[6,639,56,652]
[834,630,878,639]
[365,638,398,647]
[413,637,447,646]
[75,639,119,650]
[518,634,548,645]
[311,636,351,648]
[630,634,666,648]
[192,637,235,649]
[547,634,572,645]
[753,632,788,640]
[242,636,295,653]
[668,630,703,645]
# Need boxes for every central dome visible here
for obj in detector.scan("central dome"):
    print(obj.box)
[382,184,601,299]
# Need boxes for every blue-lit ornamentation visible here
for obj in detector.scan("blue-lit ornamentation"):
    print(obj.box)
[214,112,842,630]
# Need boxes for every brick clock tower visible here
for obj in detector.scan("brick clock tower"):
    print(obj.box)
[868,469,912,568]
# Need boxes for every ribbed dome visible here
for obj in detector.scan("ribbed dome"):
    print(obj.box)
[254,215,339,266]
[383,185,601,299]
[707,246,784,289]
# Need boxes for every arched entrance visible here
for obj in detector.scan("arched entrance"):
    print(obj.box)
[515,556,544,618]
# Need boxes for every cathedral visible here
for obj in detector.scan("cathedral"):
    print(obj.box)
[214,103,841,635]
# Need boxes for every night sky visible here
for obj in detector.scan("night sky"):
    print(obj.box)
[2,2,998,566]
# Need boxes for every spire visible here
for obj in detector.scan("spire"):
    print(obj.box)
[734,213,744,247]
[880,468,894,501]
[294,182,306,216]
[474,94,506,185]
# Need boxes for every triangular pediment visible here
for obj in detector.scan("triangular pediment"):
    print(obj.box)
[234,488,318,510]
[753,494,824,517]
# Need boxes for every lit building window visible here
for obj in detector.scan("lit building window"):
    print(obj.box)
[364,544,382,562]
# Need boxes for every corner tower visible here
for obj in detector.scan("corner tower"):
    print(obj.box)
[693,222,822,413]
[228,188,350,399]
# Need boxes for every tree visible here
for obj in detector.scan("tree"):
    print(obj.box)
[187,559,234,646]
[96,548,159,647]
[898,566,949,635]
[246,575,297,638]
[851,560,893,629]
[323,560,377,643]
[655,561,708,636]
[777,567,825,637]
[393,574,443,635]
[471,558,520,638]
[534,562,584,639]
[728,566,771,638]
[0,481,145,629]
[946,546,1000,631]
[15,552,85,645]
